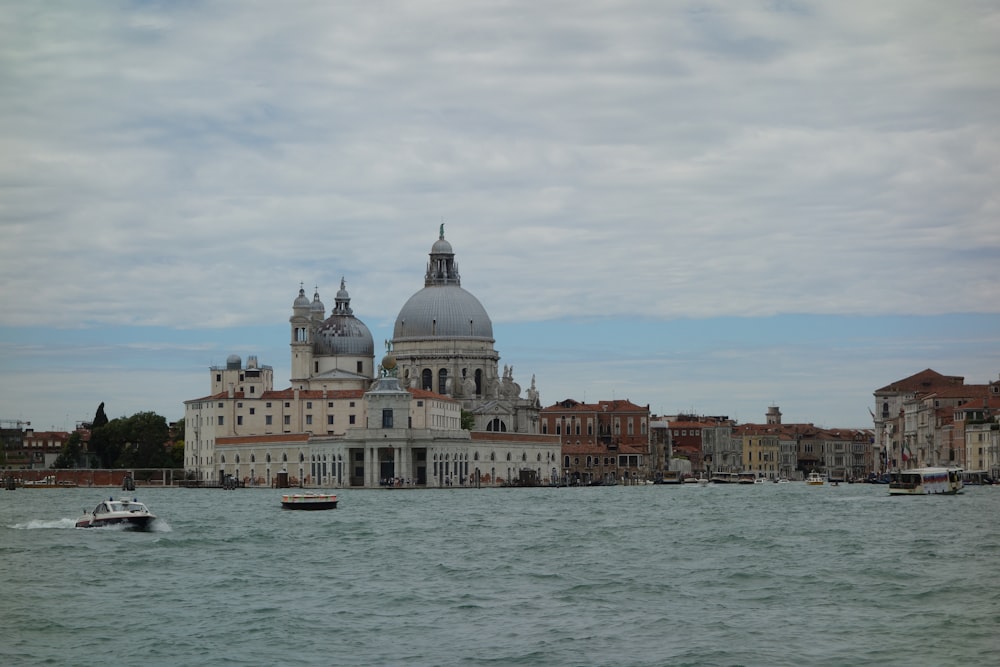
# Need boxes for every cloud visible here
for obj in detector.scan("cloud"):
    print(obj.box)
[2,1,998,430]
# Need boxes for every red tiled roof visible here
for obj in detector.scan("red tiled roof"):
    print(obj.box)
[875,368,965,394]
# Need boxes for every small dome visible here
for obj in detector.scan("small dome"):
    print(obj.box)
[226,354,242,370]
[431,237,453,255]
[293,287,310,308]
[311,289,325,313]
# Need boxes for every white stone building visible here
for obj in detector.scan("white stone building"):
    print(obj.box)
[183,227,560,487]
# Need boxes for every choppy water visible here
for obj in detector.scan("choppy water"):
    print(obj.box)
[2,483,998,666]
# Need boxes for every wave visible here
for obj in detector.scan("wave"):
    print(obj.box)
[9,518,77,530]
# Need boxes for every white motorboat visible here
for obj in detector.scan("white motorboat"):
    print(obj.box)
[806,472,825,486]
[76,497,157,530]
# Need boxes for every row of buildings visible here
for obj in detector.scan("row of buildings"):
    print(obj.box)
[6,229,998,485]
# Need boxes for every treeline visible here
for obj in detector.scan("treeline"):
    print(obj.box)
[53,402,183,469]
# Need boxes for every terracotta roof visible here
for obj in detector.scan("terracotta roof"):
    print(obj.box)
[875,368,965,394]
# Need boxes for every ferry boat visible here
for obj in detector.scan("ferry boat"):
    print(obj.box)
[709,472,739,484]
[75,497,157,530]
[888,467,964,496]
[281,493,339,510]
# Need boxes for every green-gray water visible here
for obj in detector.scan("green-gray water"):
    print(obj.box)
[3,483,998,666]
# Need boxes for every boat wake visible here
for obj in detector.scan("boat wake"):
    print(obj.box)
[9,518,78,530]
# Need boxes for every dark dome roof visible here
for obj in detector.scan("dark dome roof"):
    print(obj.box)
[393,285,493,340]
[315,315,374,356]
[312,278,373,356]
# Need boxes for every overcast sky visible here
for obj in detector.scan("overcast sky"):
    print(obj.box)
[2,1,998,433]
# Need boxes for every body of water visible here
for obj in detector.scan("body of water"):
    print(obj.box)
[2,482,998,666]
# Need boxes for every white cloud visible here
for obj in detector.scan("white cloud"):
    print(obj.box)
[2,1,998,430]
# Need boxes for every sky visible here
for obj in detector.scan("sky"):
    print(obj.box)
[2,1,998,433]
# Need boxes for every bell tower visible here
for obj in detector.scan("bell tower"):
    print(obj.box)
[290,284,313,384]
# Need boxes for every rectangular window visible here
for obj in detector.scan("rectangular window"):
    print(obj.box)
[216,373,222,382]
[217,416,224,426]
[327,415,334,425]
[266,415,273,425]
[284,402,290,408]
[250,386,255,394]
[249,408,255,415]
[306,415,313,425]
[237,416,243,426]
[306,401,312,409]
[328,402,333,408]
[237,402,243,408]
[349,415,356,425]
[218,402,224,408]
[266,402,272,408]
[284,415,290,425]
[382,409,394,428]
[349,402,356,408]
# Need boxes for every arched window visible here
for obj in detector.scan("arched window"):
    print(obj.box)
[220,455,226,463]
[422,368,433,391]
[474,452,480,461]
[506,452,512,461]
[282,453,288,462]
[250,454,255,463]
[438,369,448,394]
[486,418,507,432]
[299,452,304,462]
[474,369,483,396]
[266,454,271,463]
[235,454,240,464]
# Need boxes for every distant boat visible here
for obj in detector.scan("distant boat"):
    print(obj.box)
[806,472,825,486]
[888,468,964,496]
[281,493,339,510]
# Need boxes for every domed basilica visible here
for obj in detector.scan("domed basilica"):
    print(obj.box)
[184,227,557,488]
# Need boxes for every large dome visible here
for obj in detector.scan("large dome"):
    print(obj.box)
[393,285,493,340]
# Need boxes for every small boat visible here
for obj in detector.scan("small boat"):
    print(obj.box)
[806,472,825,486]
[281,493,338,510]
[888,467,964,496]
[753,477,767,484]
[75,497,157,530]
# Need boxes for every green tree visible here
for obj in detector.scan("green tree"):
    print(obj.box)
[460,409,475,430]
[92,402,109,429]
[89,411,171,468]
[52,431,84,468]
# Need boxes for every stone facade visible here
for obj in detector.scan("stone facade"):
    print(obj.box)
[184,228,559,487]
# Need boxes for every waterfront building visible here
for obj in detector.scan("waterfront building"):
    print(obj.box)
[701,421,739,474]
[184,228,560,488]
[873,369,997,470]
[736,424,780,479]
[539,398,650,484]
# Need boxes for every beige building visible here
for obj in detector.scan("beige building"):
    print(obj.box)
[184,228,560,487]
